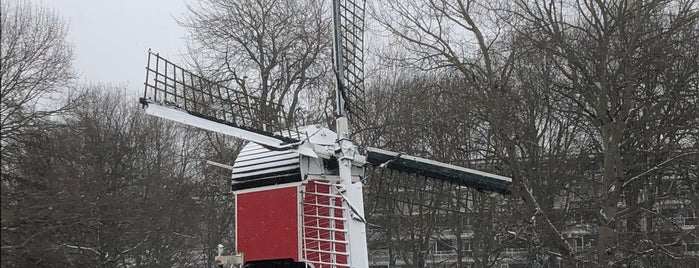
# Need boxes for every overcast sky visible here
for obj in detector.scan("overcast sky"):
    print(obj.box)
[35,0,189,94]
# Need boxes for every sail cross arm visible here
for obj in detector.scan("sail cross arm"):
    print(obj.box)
[366,147,511,195]
[141,100,317,157]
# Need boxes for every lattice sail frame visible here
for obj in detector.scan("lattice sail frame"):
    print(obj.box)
[333,0,367,129]
[140,51,302,142]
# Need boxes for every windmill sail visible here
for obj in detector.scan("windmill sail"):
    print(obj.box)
[332,0,366,129]
[366,147,512,195]
[139,51,312,153]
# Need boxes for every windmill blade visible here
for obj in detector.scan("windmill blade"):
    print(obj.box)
[142,102,314,155]
[366,147,512,195]
[332,0,366,129]
[140,51,315,156]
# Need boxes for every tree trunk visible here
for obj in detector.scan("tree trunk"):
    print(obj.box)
[597,120,625,265]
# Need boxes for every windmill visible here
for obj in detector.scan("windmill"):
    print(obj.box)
[138,0,511,267]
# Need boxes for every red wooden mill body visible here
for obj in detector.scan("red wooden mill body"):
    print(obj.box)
[235,181,351,266]
[235,186,300,262]
[230,127,366,267]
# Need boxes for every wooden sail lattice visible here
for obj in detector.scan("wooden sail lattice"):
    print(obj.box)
[335,0,367,129]
[140,51,302,143]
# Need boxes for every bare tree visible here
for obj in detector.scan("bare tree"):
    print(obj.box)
[362,71,521,267]
[0,0,76,164]
[371,0,581,265]
[180,0,334,126]
[0,87,207,267]
[511,0,699,265]
[370,0,699,266]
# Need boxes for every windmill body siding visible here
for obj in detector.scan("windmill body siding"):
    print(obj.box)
[231,142,302,190]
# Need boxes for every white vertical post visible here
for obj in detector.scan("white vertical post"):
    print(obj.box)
[336,117,368,267]
[332,0,368,265]
[337,118,352,184]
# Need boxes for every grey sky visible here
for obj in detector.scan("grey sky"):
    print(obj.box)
[36,0,189,94]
